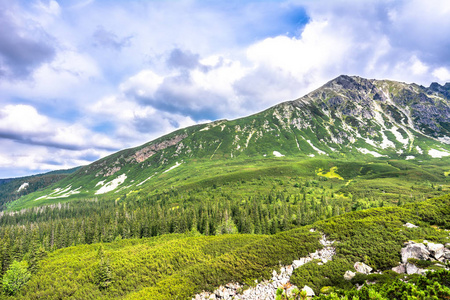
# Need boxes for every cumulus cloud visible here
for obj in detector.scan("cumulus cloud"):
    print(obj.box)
[0,104,116,151]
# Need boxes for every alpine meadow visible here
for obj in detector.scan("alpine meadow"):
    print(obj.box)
[0,74,449,299]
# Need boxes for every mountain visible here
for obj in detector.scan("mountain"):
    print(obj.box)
[1,75,450,299]
[8,75,450,210]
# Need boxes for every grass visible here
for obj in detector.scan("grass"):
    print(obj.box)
[8,156,450,212]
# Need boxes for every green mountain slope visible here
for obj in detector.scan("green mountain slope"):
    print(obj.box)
[8,75,450,210]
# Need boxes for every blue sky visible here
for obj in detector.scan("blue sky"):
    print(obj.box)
[0,0,450,178]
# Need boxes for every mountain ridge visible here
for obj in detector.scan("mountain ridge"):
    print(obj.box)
[6,75,450,210]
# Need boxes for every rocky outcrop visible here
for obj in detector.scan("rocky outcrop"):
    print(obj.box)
[132,134,188,163]
[401,241,430,263]
[392,240,450,275]
[193,233,335,300]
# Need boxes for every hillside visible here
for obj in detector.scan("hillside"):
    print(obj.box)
[7,75,450,210]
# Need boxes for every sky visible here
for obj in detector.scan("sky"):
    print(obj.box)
[0,0,450,178]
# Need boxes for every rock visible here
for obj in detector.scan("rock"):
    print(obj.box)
[445,243,450,249]
[354,262,373,274]
[302,285,315,297]
[404,223,418,228]
[444,249,450,259]
[427,242,445,260]
[406,262,424,275]
[344,270,356,280]
[401,242,430,263]
[208,294,217,300]
[293,258,310,269]
[392,264,406,274]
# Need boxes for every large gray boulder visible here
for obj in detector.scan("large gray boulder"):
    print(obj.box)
[427,242,445,260]
[354,262,373,274]
[401,242,430,263]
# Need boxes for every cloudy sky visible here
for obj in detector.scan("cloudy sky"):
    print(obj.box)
[0,0,449,178]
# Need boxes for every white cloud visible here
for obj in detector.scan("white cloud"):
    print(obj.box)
[433,67,450,81]
[0,104,50,136]
[0,104,116,151]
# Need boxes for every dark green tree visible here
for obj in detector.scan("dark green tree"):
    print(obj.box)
[95,245,113,290]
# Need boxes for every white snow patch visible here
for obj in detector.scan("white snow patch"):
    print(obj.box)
[199,126,210,131]
[17,182,29,192]
[438,136,450,144]
[397,149,403,154]
[380,131,395,149]
[390,126,409,146]
[245,131,255,148]
[95,174,127,195]
[357,148,384,157]
[51,186,72,196]
[47,186,82,199]
[306,140,326,155]
[428,149,450,158]
[35,185,83,200]
[364,138,377,147]
[295,137,301,150]
[308,154,315,157]
[273,151,284,157]
[95,180,105,187]
[163,162,182,173]
[406,156,415,160]
[416,146,423,154]
[137,174,156,186]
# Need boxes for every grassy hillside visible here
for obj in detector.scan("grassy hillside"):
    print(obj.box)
[8,157,450,211]
[3,193,449,299]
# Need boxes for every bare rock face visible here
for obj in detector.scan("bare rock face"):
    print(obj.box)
[354,262,373,274]
[401,242,430,263]
[132,134,188,163]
